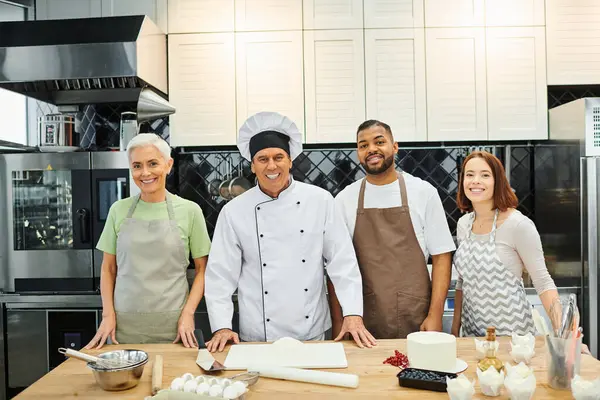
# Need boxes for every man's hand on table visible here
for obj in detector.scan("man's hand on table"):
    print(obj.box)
[334,315,377,348]
[205,329,240,352]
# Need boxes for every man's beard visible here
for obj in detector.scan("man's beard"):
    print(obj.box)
[360,153,395,175]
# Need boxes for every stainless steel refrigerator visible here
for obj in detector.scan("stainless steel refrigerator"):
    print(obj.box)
[549,97,600,357]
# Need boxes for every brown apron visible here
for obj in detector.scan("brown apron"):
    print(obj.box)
[353,173,432,339]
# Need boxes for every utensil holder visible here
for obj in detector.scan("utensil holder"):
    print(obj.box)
[546,335,582,390]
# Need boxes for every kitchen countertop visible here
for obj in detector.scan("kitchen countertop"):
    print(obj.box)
[13,336,600,399]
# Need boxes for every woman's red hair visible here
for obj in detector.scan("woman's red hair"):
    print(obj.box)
[457,151,518,212]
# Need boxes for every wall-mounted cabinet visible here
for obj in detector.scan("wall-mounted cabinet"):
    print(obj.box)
[168,33,237,146]
[486,27,547,140]
[485,0,544,27]
[364,29,427,142]
[235,0,302,31]
[425,28,487,141]
[304,29,365,143]
[235,31,305,138]
[424,0,484,27]
[363,0,424,28]
[546,0,600,85]
[303,0,363,30]
[168,0,234,33]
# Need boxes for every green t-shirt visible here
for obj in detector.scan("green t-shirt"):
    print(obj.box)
[96,194,211,259]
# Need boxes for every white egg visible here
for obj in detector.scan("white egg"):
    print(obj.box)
[195,375,206,384]
[208,384,223,397]
[232,381,247,393]
[196,382,211,395]
[207,377,220,386]
[181,373,195,382]
[170,377,185,391]
[220,378,232,388]
[222,386,238,399]
[183,380,198,393]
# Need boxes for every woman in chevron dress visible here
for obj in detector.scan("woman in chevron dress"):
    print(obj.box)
[451,151,560,337]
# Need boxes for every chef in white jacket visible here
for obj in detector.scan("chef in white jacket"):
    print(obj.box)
[204,112,376,352]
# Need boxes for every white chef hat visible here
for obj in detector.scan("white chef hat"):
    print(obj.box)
[237,111,303,161]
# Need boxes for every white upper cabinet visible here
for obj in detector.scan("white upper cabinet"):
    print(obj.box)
[546,0,600,85]
[168,33,237,146]
[425,28,487,141]
[168,0,234,33]
[235,0,302,31]
[364,0,424,28]
[485,0,544,27]
[364,29,427,141]
[36,0,102,19]
[424,0,484,27]
[235,31,305,136]
[304,30,365,143]
[486,28,547,140]
[101,0,168,33]
[303,0,363,30]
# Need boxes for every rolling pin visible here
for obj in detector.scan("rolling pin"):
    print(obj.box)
[248,365,359,388]
[152,355,163,395]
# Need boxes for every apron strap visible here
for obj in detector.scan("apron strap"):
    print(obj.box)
[357,178,367,212]
[125,193,176,220]
[397,172,409,210]
[126,195,141,218]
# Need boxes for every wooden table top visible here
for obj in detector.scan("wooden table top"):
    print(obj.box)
[14,337,600,399]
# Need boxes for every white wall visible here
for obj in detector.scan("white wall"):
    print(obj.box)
[0,2,28,145]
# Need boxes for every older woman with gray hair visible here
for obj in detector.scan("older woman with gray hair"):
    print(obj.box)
[85,133,211,348]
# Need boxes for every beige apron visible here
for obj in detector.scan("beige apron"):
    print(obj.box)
[353,173,431,339]
[114,193,189,343]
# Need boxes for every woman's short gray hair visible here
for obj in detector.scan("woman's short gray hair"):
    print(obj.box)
[126,133,172,161]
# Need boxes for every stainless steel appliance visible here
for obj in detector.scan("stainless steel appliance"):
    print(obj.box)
[549,97,600,357]
[0,151,135,294]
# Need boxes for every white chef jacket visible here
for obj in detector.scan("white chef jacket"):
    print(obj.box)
[205,178,363,342]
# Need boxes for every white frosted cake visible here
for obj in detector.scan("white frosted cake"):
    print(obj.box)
[407,331,457,372]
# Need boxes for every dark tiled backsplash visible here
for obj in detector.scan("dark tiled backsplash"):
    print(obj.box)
[176,145,535,238]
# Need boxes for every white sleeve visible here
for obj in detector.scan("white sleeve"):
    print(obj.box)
[204,207,242,333]
[322,194,363,317]
[424,189,456,255]
[334,190,352,235]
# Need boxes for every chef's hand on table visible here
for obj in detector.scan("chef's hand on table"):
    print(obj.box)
[85,313,118,349]
[206,329,240,353]
[334,316,377,348]
[420,313,443,332]
[174,310,199,348]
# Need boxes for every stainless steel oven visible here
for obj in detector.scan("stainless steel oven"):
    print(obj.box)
[0,151,133,293]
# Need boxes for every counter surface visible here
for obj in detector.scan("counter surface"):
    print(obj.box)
[13,336,600,399]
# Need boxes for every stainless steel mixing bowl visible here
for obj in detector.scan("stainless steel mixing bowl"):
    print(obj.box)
[87,349,149,391]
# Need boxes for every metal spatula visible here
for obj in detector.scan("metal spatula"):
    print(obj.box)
[195,336,225,372]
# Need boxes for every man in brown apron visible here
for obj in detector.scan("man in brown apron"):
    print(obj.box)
[329,120,455,339]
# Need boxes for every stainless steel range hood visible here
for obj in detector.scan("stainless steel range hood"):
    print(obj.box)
[0,15,169,106]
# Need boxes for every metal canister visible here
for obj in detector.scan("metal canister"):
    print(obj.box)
[119,112,138,151]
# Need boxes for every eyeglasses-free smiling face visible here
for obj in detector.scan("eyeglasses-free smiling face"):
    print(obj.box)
[129,145,173,195]
[463,156,495,204]
[357,125,398,175]
[251,147,292,197]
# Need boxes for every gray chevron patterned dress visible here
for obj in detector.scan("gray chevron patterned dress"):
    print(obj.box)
[454,210,536,337]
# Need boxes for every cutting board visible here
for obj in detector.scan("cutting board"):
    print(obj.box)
[223,341,348,370]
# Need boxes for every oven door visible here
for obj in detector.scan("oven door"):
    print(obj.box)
[90,152,131,289]
[1,152,94,293]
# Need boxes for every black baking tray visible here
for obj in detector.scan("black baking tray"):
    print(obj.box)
[397,368,458,392]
